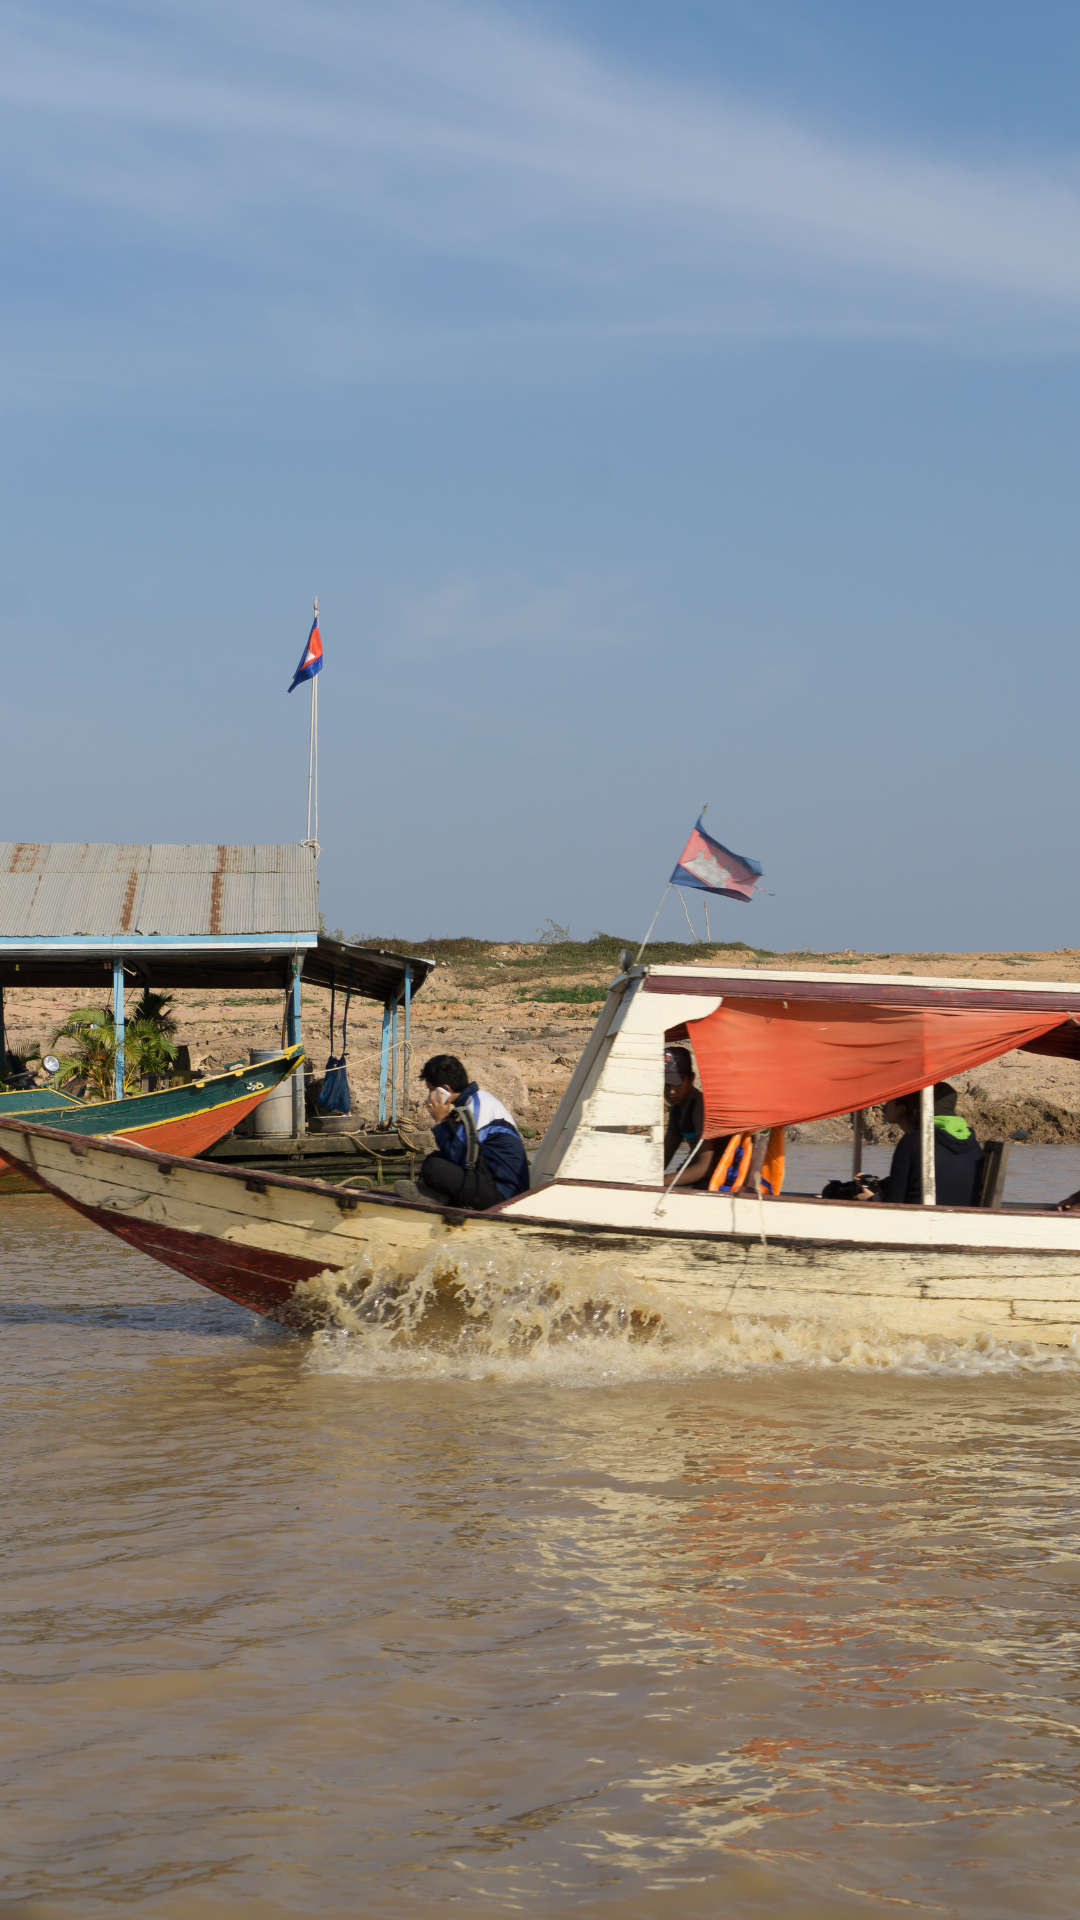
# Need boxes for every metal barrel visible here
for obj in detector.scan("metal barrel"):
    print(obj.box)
[247,1049,295,1136]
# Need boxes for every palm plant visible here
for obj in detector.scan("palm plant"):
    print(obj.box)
[51,1006,178,1100]
[130,989,177,1038]
[51,1008,118,1099]
[126,1015,180,1081]
[128,990,178,1078]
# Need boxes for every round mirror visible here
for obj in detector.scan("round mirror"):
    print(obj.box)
[42,1055,60,1075]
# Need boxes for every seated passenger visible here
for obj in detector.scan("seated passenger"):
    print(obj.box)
[856,1081,983,1206]
[396,1054,530,1210]
[663,1047,715,1188]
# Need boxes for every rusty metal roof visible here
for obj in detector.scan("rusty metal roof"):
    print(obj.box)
[0,844,319,939]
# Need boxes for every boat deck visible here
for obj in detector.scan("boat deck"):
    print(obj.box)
[200,1127,427,1188]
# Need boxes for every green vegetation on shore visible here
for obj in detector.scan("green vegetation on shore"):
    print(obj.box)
[346,932,778,971]
[518,984,609,1004]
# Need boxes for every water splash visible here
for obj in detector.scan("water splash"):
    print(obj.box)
[298,1245,1080,1384]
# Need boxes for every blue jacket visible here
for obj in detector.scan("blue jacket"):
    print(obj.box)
[433,1083,530,1200]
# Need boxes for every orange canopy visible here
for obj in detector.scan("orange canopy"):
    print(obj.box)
[686,997,1069,1134]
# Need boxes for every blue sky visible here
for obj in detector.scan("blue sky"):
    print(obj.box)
[2,0,1079,951]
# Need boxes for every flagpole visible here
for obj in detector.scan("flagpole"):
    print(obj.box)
[635,883,670,964]
[305,595,318,849]
[306,677,315,843]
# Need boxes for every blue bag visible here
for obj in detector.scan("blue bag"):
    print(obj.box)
[316,970,353,1116]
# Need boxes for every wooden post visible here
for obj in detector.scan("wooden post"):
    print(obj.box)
[391,997,399,1125]
[0,978,5,1081]
[403,966,411,1119]
[852,1109,864,1180]
[920,1084,936,1205]
[378,998,392,1125]
[113,958,125,1100]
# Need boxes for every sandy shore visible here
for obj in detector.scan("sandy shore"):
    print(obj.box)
[5,942,1080,1143]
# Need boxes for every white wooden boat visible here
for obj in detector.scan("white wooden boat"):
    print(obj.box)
[2,961,1080,1343]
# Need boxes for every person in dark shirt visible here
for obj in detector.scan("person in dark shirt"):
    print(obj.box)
[857,1082,983,1206]
[395,1054,529,1210]
[663,1046,715,1188]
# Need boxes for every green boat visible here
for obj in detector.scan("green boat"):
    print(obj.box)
[0,1047,303,1191]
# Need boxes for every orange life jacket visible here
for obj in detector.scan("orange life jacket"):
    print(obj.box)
[708,1126,786,1197]
[709,1132,754,1194]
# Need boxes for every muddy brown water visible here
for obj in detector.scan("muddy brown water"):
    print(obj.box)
[5,1151,1080,1917]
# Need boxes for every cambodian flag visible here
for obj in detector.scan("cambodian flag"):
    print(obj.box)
[288,614,323,692]
[671,817,763,903]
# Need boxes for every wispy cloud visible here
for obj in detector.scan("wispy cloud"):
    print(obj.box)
[4,0,1080,399]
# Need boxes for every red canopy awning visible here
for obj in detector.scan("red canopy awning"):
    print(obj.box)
[686,998,1071,1134]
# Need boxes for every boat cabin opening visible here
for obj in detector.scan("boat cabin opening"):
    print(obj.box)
[532,961,1080,1206]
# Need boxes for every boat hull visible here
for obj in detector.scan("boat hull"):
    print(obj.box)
[0,1089,83,1188]
[3,1116,1080,1344]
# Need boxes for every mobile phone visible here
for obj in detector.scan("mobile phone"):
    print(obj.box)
[431,1086,454,1106]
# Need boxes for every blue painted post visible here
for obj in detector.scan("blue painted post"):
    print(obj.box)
[378,998,392,1125]
[288,956,303,1046]
[113,958,125,1099]
[403,967,411,1119]
[391,996,398,1125]
[288,956,304,1135]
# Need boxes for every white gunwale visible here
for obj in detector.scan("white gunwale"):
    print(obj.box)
[640,961,1080,1001]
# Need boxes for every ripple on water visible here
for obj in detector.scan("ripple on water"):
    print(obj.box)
[5,1196,1080,1918]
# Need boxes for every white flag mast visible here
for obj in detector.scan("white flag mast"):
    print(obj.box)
[289,595,323,852]
[305,595,319,852]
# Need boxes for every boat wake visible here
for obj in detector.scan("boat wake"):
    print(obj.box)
[298,1246,1080,1383]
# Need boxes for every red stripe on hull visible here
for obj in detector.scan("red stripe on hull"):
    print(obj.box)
[115,1089,275,1157]
[101,1210,334,1321]
[13,1162,336,1322]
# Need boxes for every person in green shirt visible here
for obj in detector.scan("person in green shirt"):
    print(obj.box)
[856,1081,983,1206]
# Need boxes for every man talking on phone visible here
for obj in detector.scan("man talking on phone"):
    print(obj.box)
[395,1054,530,1209]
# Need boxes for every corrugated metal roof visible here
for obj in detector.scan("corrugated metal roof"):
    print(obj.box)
[0,845,318,939]
[304,936,436,1002]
